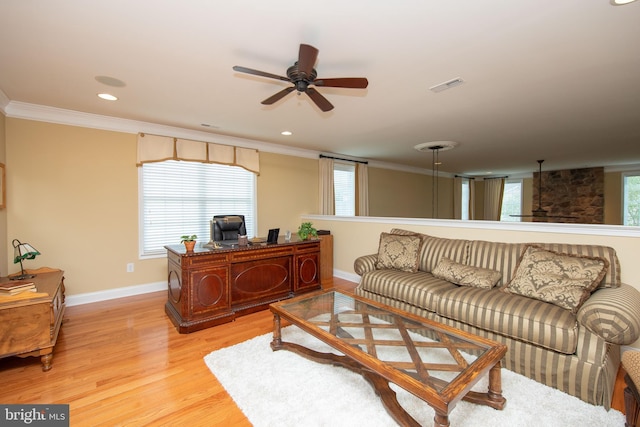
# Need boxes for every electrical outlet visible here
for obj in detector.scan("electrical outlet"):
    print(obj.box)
[126,263,134,273]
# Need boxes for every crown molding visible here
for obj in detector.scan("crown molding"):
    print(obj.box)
[0,89,10,112]
[2,100,433,174]
[4,101,321,158]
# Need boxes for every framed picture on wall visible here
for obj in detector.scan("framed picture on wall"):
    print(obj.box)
[0,163,5,209]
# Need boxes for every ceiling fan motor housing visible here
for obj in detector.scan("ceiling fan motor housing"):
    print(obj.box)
[287,63,317,92]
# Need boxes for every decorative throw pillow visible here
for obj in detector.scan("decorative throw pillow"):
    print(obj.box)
[503,245,608,314]
[432,257,502,289]
[375,232,422,273]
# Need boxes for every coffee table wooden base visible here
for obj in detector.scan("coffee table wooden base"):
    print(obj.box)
[271,313,506,427]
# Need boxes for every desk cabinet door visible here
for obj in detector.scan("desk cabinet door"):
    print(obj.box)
[230,256,291,305]
[295,253,320,291]
[189,267,230,315]
[0,303,50,355]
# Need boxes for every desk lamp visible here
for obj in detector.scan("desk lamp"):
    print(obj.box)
[10,239,41,280]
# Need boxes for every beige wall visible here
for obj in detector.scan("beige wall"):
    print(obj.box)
[6,119,153,295]
[5,118,320,296]
[255,152,318,236]
[368,167,454,219]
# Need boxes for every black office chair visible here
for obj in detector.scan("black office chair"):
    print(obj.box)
[211,215,246,241]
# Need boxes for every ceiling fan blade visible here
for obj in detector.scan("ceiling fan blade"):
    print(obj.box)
[313,77,369,89]
[261,87,295,105]
[297,44,319,77]
[306,87,334,112]
[233,66,290,82]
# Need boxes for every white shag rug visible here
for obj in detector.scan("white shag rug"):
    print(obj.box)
[204,326,625,427]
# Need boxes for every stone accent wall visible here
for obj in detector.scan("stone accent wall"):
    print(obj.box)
[533,167,604,223]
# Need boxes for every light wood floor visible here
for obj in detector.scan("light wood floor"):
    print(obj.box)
[0,278,626,426]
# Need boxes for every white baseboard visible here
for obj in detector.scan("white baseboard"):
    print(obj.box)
[65,281,166,307]
[333,269,360,284]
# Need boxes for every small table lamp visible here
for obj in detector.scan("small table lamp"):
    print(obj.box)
[10,239,41,280]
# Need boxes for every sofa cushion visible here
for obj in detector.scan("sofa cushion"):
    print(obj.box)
[359,269,457,313]
[437,286,579,354]
[389,229,470,274]
[432,257,501,289]
[503,245,608,314]
[375,232,422,272]
[467,240,528,288]
[420,236,469,273]
[532,243,620,289]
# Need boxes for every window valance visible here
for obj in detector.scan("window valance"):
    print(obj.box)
[136,133,260,175]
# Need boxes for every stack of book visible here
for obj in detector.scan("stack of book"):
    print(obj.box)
[0,280,37,295]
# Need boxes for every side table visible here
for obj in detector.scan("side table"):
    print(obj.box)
[0,269,65,371]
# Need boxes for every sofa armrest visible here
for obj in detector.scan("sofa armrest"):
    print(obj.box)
[577,283,640,345]
[354,254,378,276]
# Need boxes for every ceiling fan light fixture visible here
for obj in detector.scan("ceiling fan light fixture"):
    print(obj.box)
[610,0,637,5]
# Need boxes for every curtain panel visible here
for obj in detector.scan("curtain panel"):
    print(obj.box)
[453,177,462,219]
[483,177,505,221]
[136,133,260,175]
[356,163,369,216]
[319,157,335,215]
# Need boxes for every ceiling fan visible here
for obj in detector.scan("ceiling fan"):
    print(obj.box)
[232,44,368,112]
[511,160,577,220]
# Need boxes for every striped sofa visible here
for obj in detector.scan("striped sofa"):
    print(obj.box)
[354,228,640,409]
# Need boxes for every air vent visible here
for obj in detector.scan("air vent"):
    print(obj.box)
[429,77,464,93]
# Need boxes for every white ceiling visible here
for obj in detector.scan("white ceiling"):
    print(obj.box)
[1,1,639,176]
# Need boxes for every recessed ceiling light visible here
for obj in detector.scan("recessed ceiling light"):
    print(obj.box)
[610,0,637,5]
[281,131,292,136]
[97,93,118,101]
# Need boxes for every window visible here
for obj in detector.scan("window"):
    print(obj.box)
[334,162,355,216]
[623,172,640,226]
[461,178,470,220]
[140,160,256,257]
[500,179,523,221]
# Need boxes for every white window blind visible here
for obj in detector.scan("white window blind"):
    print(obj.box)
[140,160,256,257]
[334,162,355,216]
[500,179,523,222]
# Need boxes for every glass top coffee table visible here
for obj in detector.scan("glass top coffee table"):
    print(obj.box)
[270,290,507,427]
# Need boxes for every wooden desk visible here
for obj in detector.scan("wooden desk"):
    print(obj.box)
[0,270,65,371]
[165,238,321,333]
[318,234,333,286]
